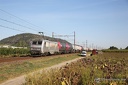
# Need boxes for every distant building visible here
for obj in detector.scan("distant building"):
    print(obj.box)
[0,45,10,48]
[0,45,27,49]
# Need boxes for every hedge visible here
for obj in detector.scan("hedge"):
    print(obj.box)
[0,48,30,57]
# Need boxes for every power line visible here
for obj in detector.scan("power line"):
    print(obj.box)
[0,18,38,32]
[0,9,38,29]
[0,9,74,40]
[0,8,54,35]
[0,24,26,32]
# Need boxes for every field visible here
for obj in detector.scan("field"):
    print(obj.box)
[24,53,128,85]
[0,54,79,84]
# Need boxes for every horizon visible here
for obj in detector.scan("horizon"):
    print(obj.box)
[0,32,127,49]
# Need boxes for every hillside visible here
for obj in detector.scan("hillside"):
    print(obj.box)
[0,33,70,47]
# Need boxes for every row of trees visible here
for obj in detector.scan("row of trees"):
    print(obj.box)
[109,46,128,50]
[102,46,128,53]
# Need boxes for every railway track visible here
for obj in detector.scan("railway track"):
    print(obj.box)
[0,53,78,63]
[0,56,32,63]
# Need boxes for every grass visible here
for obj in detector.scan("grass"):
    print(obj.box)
[0,54,79,84]
[102,49,128,53]
[24,52,128,85]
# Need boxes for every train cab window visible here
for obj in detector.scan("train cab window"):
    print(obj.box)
[38,41,42,45]
[32,41,37,45]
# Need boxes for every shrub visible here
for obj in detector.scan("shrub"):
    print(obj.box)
[0,48,30,57]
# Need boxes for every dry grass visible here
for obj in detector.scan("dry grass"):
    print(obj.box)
[24,53,128,85]
[0,54,79,84]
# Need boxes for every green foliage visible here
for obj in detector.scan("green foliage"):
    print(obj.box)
[109,46,118,50]
[15,40,28,47]
[125,46,128,50]
[0,48,30,57]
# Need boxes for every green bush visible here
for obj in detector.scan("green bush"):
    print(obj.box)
[0,48,30,57]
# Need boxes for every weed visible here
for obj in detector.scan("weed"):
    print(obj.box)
[24,53,128,85]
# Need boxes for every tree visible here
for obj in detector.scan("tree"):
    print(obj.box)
[15,40,28,47]
[125,46,128,50]
[109,46,118,50]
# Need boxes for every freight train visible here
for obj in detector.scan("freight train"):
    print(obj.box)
[30,39,83,56]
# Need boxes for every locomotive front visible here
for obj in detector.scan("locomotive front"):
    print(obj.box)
[30,40,43,55]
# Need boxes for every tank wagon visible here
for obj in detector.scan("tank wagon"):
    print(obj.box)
[72,44,83,53]
[30,39,73,56]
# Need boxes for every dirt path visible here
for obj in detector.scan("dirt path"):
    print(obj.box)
[0,57,85,85]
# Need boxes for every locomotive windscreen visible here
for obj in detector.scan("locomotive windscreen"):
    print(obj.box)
[32,41,37,45]
[32,41,42,45]
[38,41,42,45]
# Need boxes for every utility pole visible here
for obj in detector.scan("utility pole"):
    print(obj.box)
[92,43,94,50]
[86,40,87,50]
[52,32,54,38]
[53,31,76,52]
[74,31,75,52]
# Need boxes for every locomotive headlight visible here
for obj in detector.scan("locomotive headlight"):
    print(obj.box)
[36,48,41,50]
[31,47,41,50]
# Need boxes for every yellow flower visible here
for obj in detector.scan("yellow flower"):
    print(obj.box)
[95,65,98,69]
[110,82,117,85]
[104,63,107,66]
[61,81,66,85]
[102,65,104,68]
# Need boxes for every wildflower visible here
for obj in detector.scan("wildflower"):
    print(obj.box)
[61,78,69,85]
[95,65,98,69]
[61,81,66,85]
[104,63,108,67]
[102,65,105,68]
[110,82,117,85]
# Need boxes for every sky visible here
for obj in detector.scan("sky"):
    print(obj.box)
[0,0,128,49]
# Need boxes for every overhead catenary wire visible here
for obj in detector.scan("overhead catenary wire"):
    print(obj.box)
[0,9,40,31]
[0,9,39,30]
[0,8,55,36]
[0,24,26,32]
[0,8,75,43]
[0,9,71,37]
[0,18,38,32]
